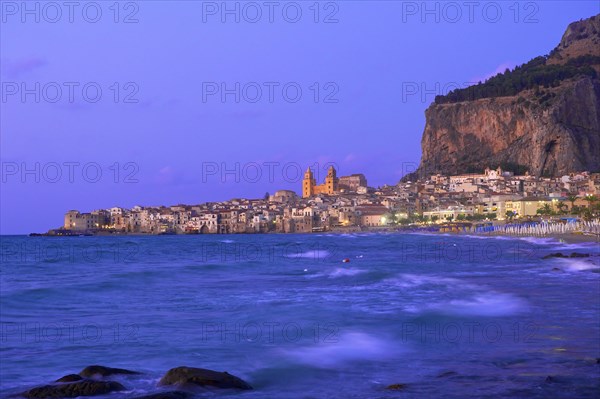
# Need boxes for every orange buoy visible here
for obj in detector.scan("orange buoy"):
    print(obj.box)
[342,258,350,263]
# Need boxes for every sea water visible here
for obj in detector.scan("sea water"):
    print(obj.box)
[1,233,599,398]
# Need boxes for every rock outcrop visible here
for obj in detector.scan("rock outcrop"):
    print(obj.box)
[20,380,125,398]
[548,15,600,66]
[79,365,139,378]
[14,365,254,398]
[409,14,600,179]
[159,366,252,390]
[55,375,83,383]
[132,392,190,399]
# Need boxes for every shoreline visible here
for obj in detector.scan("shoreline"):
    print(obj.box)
[26,229,600,243]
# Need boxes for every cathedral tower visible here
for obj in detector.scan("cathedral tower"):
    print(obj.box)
[325,165,338,194]
[302,167,315,198]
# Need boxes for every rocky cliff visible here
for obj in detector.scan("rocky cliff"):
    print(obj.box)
[411,14,600,179]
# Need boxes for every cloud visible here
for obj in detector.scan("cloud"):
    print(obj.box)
[155,166,177,185]
[1,57,48,78]
[344,153,358,163]
[469,62,516,85]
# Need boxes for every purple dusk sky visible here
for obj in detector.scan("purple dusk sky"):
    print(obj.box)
[1,1,598,234]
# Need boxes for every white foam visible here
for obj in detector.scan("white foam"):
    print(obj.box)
[220,239,234,243]
[304,267,368,279]
[285,250,330,259]
[328,267,367,278]
[409,292,528,316]
[557,258,600,271]
[389,274,479,290]
[461,234,513,241]
[283,332,402,367]
[517,236,561,245]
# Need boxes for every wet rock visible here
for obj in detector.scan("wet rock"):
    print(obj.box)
[543,252,591,259]
[158,366,252,390]
[543,253,566,259]
[55,374,83,383]
[79,365,139,378]
[132,391,190,399]
[21,380,125,398]
[386,383,408,390]
[569,252,590,258]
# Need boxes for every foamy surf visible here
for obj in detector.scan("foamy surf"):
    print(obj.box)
[557,258,600,271]
[407,292,528,316]
[515,236,596,250]
[389,274,480,291]
[328,268,367,277]
[282,332,402,368]
[285,250,331,259]
[303,267,368,279]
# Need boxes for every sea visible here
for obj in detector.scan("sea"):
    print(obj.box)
[1,233,599,398]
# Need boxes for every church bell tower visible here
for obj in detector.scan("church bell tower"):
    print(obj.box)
[302,168,315,198]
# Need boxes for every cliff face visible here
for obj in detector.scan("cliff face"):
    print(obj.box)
[413,15,600,178]
[418,77,600,176]
[548,14,600,65]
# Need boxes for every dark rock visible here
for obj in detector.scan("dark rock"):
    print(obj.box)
[551,267,562,272]
[543,252,591,259]
[132,391,190,399]
[543,253,566,259]
[79,365,140,378]
[158,366,252,390]
[569,252,590,258]
[386,383,408,390]
[21,380,125,398]
[55,375,83,383]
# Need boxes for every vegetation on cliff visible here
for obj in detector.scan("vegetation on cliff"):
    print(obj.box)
[434,55,599,104]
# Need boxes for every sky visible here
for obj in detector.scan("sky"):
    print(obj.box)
[1,0,599,234]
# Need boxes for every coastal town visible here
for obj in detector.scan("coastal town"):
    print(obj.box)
[48,166,600,236]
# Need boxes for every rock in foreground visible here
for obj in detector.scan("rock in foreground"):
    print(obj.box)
[386,383,408,390]
[132,391,190,399]
[55,375,83,383]
[21,380,125,398]
[159,366,252,390]
[542,252,591,259]
[79,365,140,378]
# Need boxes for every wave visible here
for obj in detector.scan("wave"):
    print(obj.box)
[407,292,528,317]
[327,267,368,278]
[387,274,480,290]
[556,258,600,271]
[459,234,515,241]
[282,332,403,368]
[517,237,599,252]
[303,267,369,280]
[285,250,331,259]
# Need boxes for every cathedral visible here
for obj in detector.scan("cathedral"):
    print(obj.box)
[302,166,338,198]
